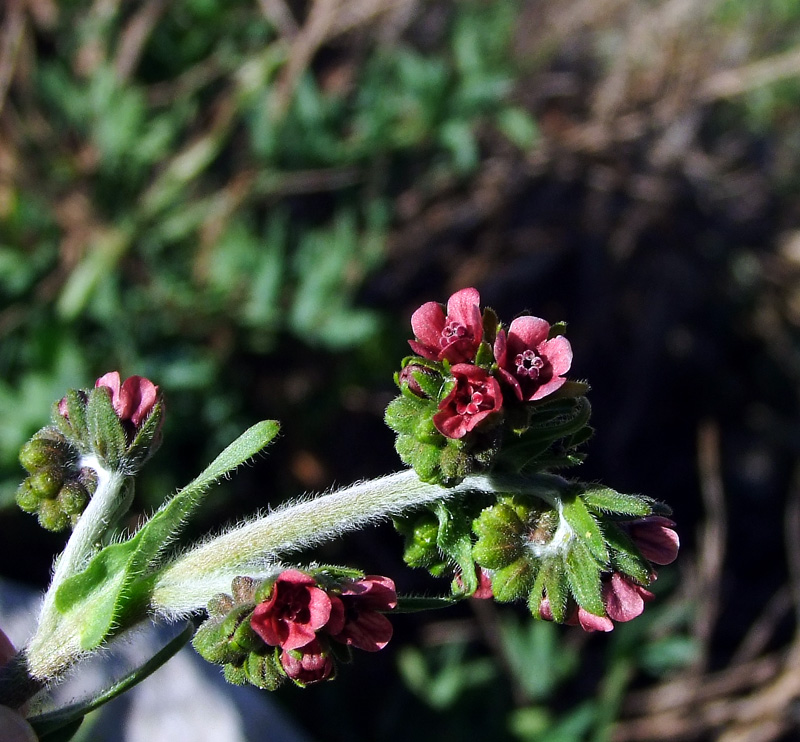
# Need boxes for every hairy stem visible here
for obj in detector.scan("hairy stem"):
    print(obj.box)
[26,457,127,682]
[152,470,569,613]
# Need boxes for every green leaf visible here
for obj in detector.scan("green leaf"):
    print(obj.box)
[472,503,524,569]
[395,595,458,613]
[582,486,653,517]
[55,422,280,648]
[562,495,608,565]
[434,500,476,592]
[604,522,652,585]
[531,559,568,622]
[490,558,533,602]
[565,540,604,616]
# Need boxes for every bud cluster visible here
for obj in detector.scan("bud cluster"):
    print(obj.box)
[398,484,678,631]
[15,428,96,531]
[193,568,397,688]
[14,372,163,530]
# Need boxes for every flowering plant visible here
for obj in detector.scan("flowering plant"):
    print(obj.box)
[0,290,677,741]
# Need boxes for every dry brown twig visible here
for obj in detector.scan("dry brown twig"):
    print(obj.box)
[0,0,26,117]
[114,0,169,82]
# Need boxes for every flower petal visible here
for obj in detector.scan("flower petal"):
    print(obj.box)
[604,573,654,623]
[335,611,394,652]
[540,336,573,377]
[507,316,550,351]
[577,607,615,632]
[410,301,446,354]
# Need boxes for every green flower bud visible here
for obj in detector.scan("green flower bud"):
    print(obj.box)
[193,604,257,665]
[58,482,89,516]
[243,651,283,690]
[19,436,69,473]
[37,498,69,532]
[15,481,40,513]
[401,515,441,568]
[28,468,63,499]
[223,663,248,686]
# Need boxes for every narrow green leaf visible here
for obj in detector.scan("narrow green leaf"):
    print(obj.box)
[395,595,458,613]
[562,495,608,565]
[182,420,280,497]
[565,541,604,616]
[532,560,568,622]
[491,558,534,602]
[434,500,476,592]
[604,522,652,584]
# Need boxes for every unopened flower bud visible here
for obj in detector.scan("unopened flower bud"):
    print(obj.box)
[19,435,69,473]
[58,482,89,516]
[15,482,39,513]
[37,498,69,532]
[27,468,63,499]
[244,651,283,690]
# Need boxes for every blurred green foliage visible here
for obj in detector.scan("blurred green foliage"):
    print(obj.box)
[0,0,536,509]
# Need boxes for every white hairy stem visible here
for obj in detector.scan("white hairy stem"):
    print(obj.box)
[27,456,126,680]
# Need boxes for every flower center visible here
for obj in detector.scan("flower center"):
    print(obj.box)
[279,590,309,622]
[455,382,492,417]
[440,320,469,348]
[515,349,545,379]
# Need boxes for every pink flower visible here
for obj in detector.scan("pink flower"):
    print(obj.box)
[538,573,654,632]
[494,317,572,402]
[327,575,397,652]
[603,573,655,622]
[409,287,483,363]
[626,516,679,565]
[433,364,503,439]
[280,639,334,685]
[472,568,494,599]
[251,570,340,651]
[455,567,494,599]
[95,372,159,427]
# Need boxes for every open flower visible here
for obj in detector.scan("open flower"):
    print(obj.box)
[433,364,502,439]
[327,575,397,652]
[95,372,159,428]
[280,639,334,685]
[625,516,679,565]
[251,570,340,651]
[409,287,483,363]
[494,317,572,402]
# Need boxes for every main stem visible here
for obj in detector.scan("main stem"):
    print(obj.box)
[25,457,127,682]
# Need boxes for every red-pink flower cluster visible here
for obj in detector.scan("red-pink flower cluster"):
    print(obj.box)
[249,570,397,684]
[406,288,573,440]
[540,516,679,631]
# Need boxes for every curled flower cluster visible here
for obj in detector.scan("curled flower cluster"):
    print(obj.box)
[16,428,96,531]
[15,372,163,530]
[390,288,679,631]
[386,288,585,487]
[194,569,397,687]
